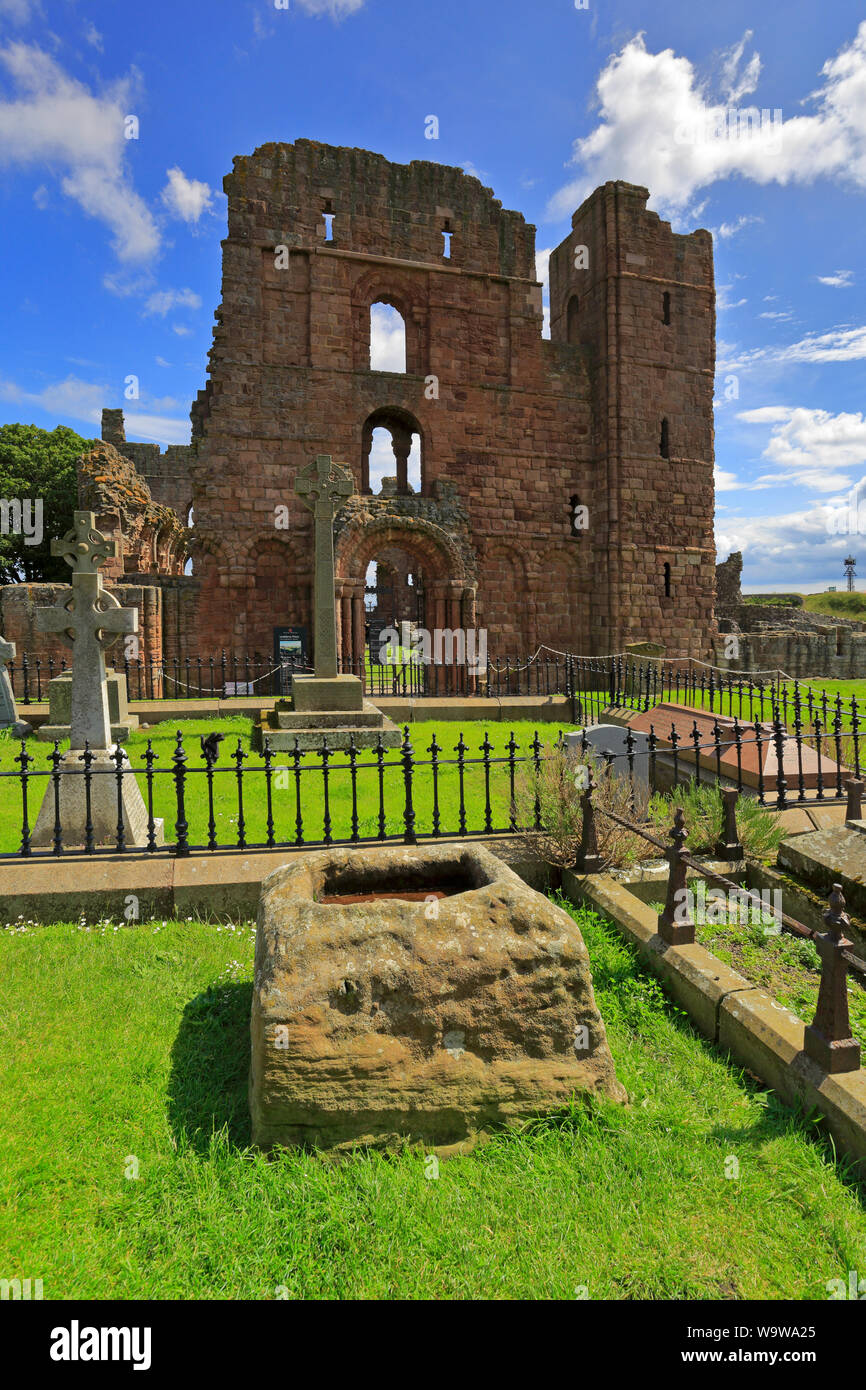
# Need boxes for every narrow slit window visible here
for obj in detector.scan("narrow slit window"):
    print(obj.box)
[664,562,671,598]
[662,291,671,324]
[323,212,335,242]
[660,418,670,459]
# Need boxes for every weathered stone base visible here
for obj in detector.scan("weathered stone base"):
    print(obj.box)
[253,698,402,751]
[37,721,138,743]
[250,843,625,1155]
[292,674,364,713]
[30,748,164,849]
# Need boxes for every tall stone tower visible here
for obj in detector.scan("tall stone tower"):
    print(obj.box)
[549,182,716,651]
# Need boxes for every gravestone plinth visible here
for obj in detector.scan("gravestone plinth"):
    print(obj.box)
[30,749,164,849]
[292,673,364,713]
[37,667,139,742]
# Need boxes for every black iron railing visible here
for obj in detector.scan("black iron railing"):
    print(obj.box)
[0,727,548,859]
[574,777,863,1073]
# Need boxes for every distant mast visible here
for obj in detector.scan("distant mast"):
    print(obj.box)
[844,555,857,592]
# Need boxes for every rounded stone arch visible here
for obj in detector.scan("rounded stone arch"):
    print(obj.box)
[476,541,530,653]
[155,520,181,574]
[351,266,425,374]
[335,516,475,676]
[336,515,467,588]
[532,542,583,652]
[187,533,241,653]
[239,534,311,659]
[360,405,428,497]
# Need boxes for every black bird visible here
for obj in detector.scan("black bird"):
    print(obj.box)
[200,731,225,765]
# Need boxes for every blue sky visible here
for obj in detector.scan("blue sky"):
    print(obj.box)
[1,0,865,591]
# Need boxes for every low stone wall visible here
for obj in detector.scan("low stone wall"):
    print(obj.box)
[713,626,866,679]
[0,583,163,690]
[564,868,866,1167]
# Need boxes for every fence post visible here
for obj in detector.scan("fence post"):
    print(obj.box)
[574,769,603,873]
[172,731,190,857]
[714,788,744,862]
[658,807,695,946]
[804,885,861,1074]
[845,778,864,822]
[401,725,417,845]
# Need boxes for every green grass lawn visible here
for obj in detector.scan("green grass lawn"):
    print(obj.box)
[0,717,577,855]
[1,902,864,1299]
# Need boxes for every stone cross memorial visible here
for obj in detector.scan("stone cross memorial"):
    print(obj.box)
[290,453,365,718]
[30,511,162,848]
[294,453,353,681]
[37,511,137,749]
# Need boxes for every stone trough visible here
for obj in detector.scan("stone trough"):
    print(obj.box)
[250,843,625,1155]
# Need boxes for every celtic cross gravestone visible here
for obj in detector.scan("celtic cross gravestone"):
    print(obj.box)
[30,511,162,848]
[294,454,353,681]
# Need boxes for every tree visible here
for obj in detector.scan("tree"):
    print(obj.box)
[0,423,93,584]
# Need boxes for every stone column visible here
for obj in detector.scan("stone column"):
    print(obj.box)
[352,587,366,670]
[392,425,412,496]
[340,588,353,671]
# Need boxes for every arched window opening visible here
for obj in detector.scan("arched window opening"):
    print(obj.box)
[442,219,452,260]
[662,291,671,324]
[366,425,421,496]
[361,408,425,496]
[369,301,407,373]
[186,503,194,527]
[566,294,580,345]
[663,562,671,598]
[660,418,670,459]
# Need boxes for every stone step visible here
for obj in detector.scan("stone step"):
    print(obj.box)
[273,708,384,730]
[261,726,403,753]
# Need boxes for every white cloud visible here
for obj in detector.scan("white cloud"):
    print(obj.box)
[0,1,36,25]
[0,42,159,261]
[123,413,190,447]
[83,22,103,52]
[723,323,866,372]
[0,373,105,423]
[171,324,193,337]
[736,405,866,492]
[759,309,793,320]
[0,372,191,448]
[369,303,406,372]
[143,287,201,317]
[720,30,762,103]
[294,0,365,17]
[715,214,762,238]
[714,467,741,491]
[535,247,551,339]
[817,269,854,287]
[160,165,214,224]
[155,356,171,368]
[717,284,747,311]
[547,22,866,220]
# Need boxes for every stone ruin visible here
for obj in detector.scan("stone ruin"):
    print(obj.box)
[715,550,866,679]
